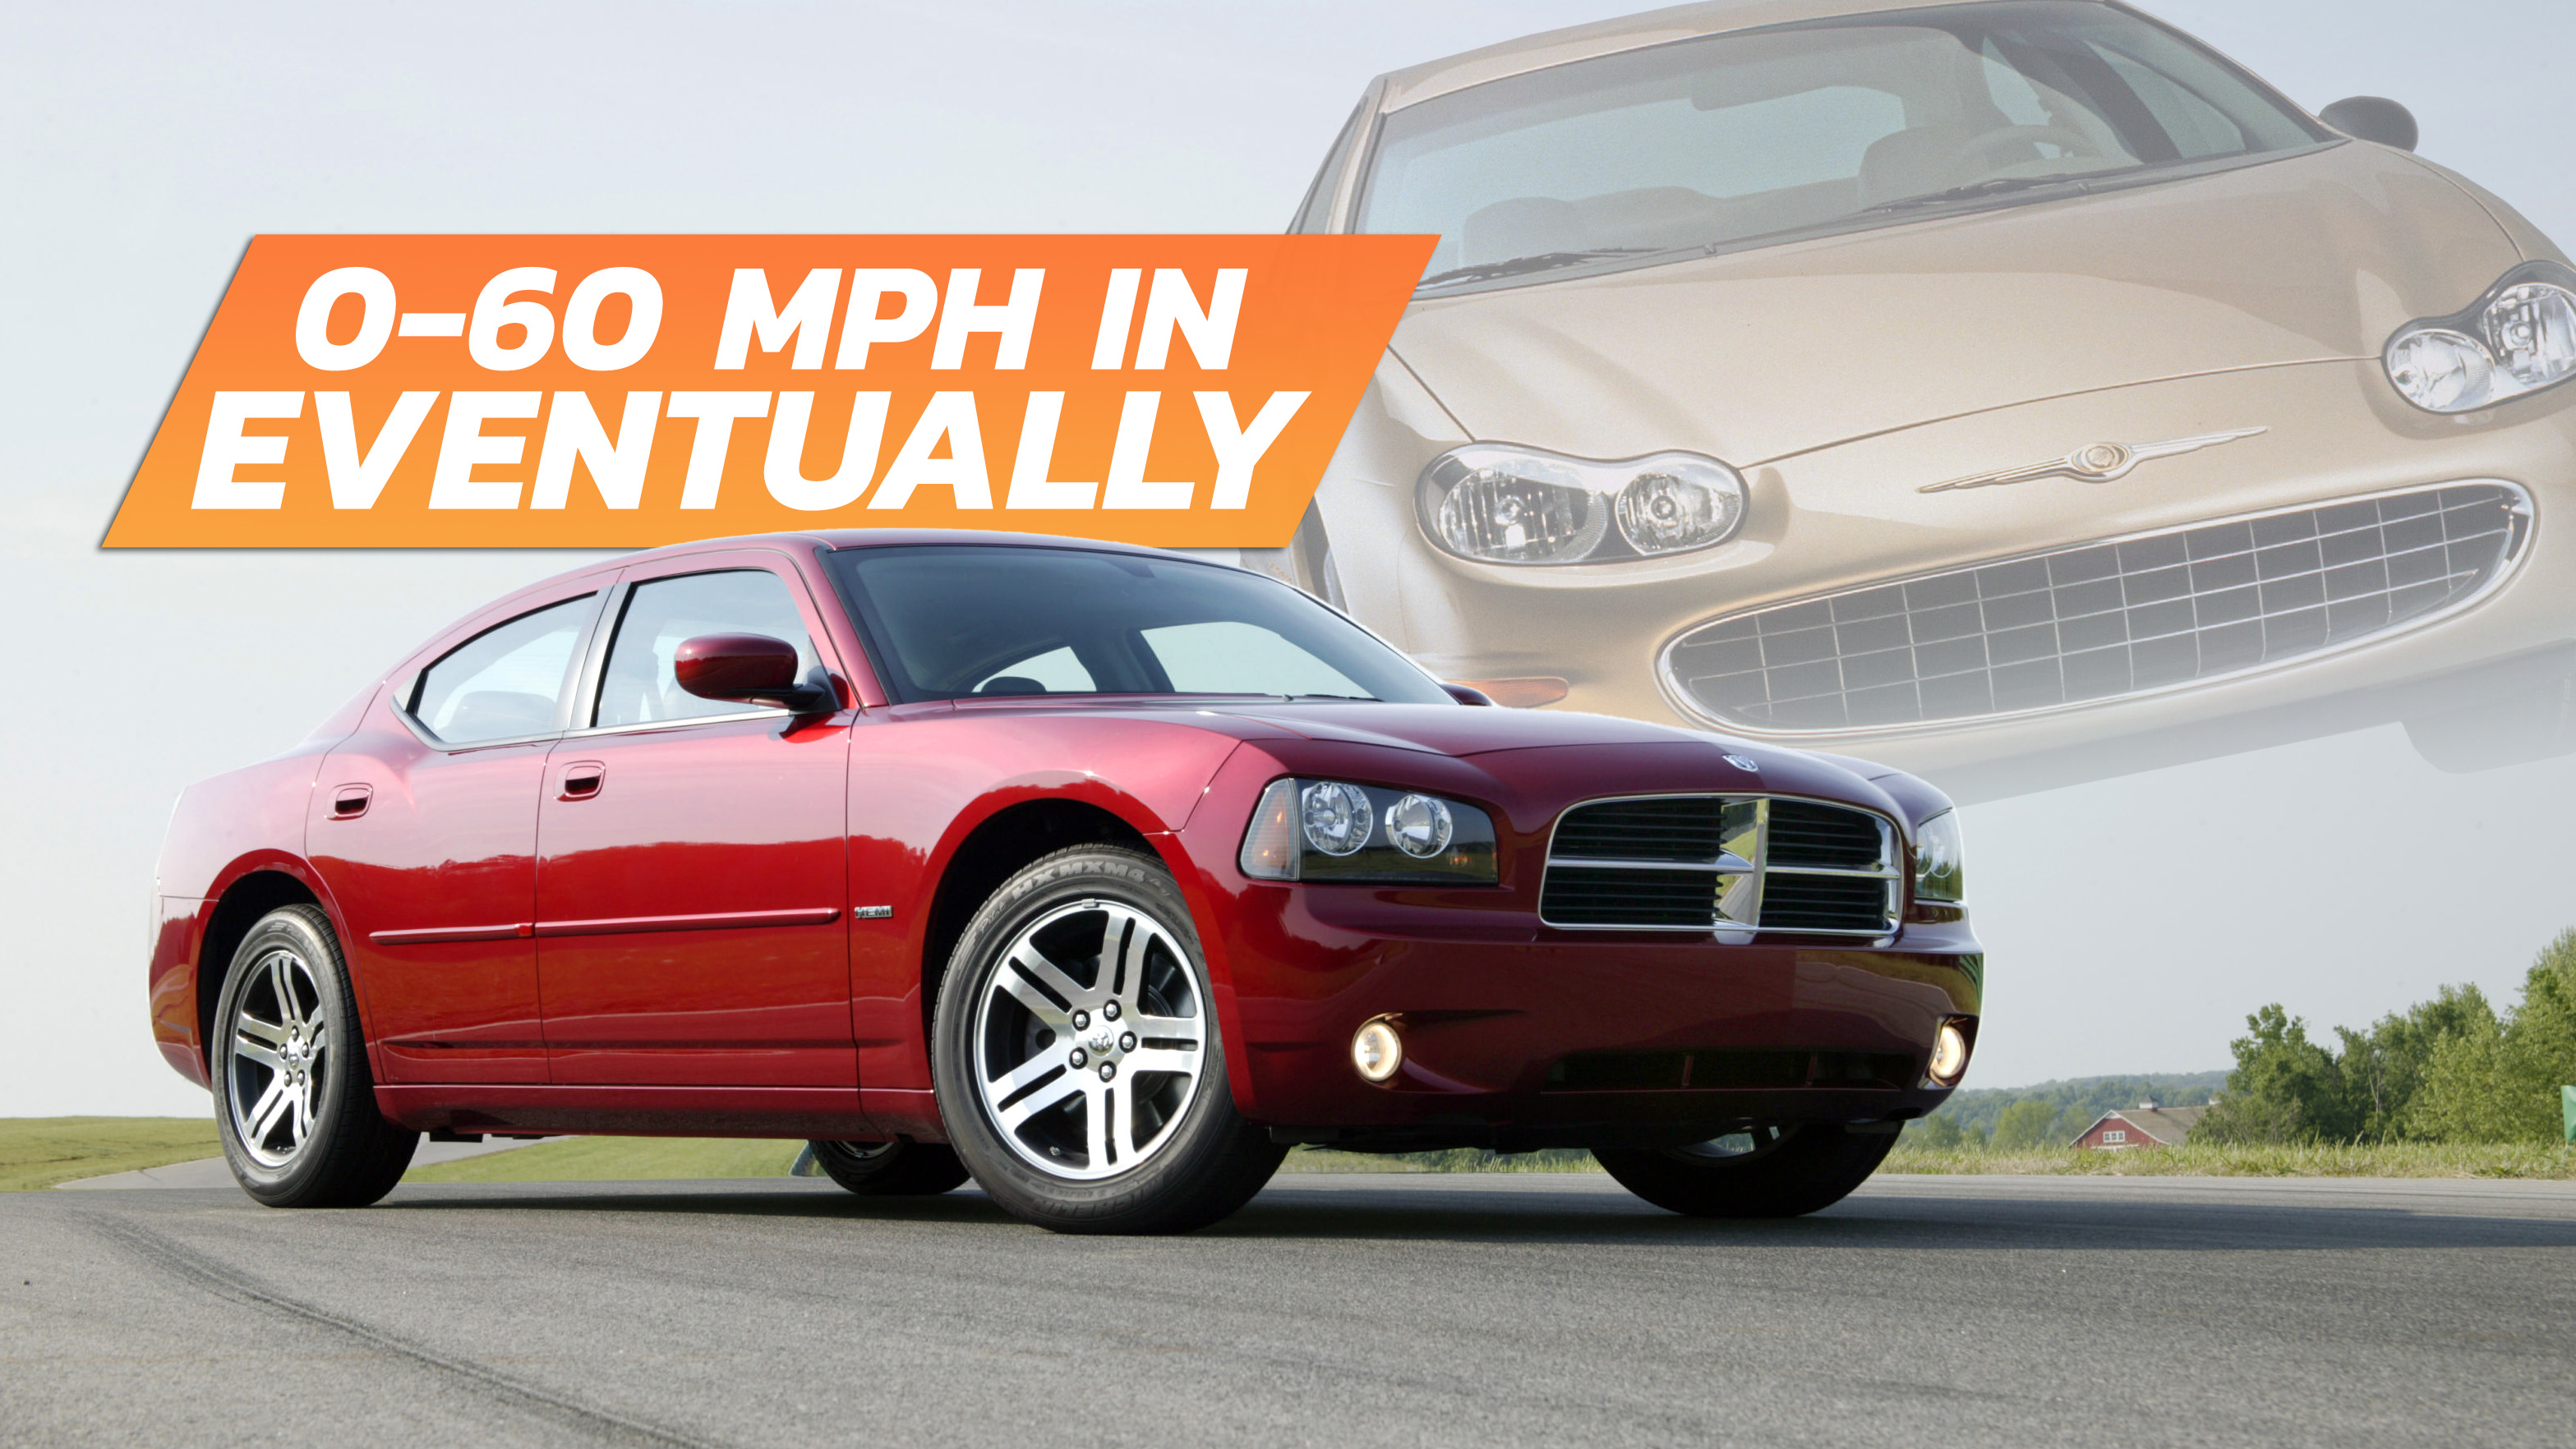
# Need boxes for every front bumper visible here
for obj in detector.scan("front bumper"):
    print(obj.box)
[1168,743,1982,1150]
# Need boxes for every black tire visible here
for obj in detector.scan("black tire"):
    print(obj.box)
[806,1138,971,1196]
[1594,1125,1897,1218]
[211,904,418,1208]
[931,846,1285,1234]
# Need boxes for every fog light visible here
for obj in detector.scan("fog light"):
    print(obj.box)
[1352,1019,1403,1083]
[1928,1021,1971,1085]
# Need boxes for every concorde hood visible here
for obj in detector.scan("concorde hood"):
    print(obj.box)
[1385,140,2529,468]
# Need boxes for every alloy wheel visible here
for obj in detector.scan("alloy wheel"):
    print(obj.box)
[226,945,332,1169]
[970,898,1207,1181]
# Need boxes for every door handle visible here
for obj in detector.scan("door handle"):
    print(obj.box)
[329,784,371,819]
[558,761,606,801]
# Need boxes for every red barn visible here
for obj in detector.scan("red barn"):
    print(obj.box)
[2071,1102,2206,1150]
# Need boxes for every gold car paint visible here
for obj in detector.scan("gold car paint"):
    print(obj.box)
[1384,141,2523,468]
[1294,1,2576,794]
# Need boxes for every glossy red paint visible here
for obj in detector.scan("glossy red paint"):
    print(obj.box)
[671,632,803,702]
[151,531,1983,1149]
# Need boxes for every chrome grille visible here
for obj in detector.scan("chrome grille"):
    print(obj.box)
[1661,482,2532,733]
[1540,795,1899,936]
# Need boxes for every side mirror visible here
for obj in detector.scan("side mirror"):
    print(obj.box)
[1441,682,1495,706]
[2319,96,2417,152]
[674,633,835,713]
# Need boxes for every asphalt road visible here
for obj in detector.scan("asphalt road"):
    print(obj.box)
[5,1172,2571,1448]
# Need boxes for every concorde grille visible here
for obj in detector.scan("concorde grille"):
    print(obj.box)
[1661,482,2532,732]
[1539,794,1901,935]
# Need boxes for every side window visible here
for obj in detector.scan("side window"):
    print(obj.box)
[594,569,819,729]
[410,594,595,745]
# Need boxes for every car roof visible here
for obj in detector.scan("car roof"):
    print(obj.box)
[1376,0,2032,113]
[496,530,1219,605]
[620,528,1205,566]
[395,531,1247,679]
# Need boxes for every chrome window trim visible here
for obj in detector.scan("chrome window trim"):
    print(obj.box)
[1538,791,1901,941]
[561,708,792,741]
[1657,479,2536,739]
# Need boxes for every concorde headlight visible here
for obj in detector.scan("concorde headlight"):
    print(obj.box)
[2386,262,2576,413]
[1417,444,1748,564]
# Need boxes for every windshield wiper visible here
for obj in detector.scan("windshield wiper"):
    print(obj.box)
[1278,692,1379,702]
[1417,248,1657,288]
[1860,172,2104,214]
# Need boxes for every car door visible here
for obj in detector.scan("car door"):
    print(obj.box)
[535,554,855,1087]
[310,586,606,1084]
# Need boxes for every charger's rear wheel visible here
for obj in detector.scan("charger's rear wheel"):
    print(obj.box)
[1595,1125,1896,1218]
[932,846,1283,1234]
[806,1138,970,1196]
[214,905,418,1208]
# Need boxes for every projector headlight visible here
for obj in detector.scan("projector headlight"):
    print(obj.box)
[2385,263,2576,413]
[1239,779,1498,884]
[1914,809,1965,904]
[1417,444,1747,565]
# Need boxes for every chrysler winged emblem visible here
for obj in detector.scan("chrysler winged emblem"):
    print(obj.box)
[1919,427,2266,494]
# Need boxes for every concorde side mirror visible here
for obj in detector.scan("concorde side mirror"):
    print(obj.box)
[1442,682,1495,706]
[2319,95,2417,152]
[674,633,835,713]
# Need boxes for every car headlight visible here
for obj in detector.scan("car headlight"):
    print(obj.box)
[1239,779,1499,883]
[2385,262,2576,413]
[1417,444,1747,565]
[1914,809,1965,904]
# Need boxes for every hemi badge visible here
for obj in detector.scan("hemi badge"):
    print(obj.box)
[854,905,894,919]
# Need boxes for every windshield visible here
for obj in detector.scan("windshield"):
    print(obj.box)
[1357,0,2325,288]
[828,545,1453,705]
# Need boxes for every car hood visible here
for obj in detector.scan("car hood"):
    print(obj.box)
[1389,141,2523,466]
[950,696,1747,758]
[1198,701,1705,757]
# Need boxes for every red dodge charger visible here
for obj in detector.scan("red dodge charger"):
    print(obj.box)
[148,531,1980,1232]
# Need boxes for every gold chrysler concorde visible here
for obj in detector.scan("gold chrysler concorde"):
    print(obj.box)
[1255,0,2575,800]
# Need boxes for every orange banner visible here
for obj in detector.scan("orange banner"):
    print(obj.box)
[104,234,1434,548]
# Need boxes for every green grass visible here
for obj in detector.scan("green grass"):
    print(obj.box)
[1886,1140,2576,1179]
[406,1135,808,1183]
[0,1116,223,1192]
[17,1120,2570,1190]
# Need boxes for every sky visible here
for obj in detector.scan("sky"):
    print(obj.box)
[4,0,2573,1116]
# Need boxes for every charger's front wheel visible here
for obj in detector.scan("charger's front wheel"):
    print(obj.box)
[932,847,1283,1234]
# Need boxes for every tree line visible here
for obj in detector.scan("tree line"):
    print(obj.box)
[1898,927,2576,1151]
[2193,927,2576,1144]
